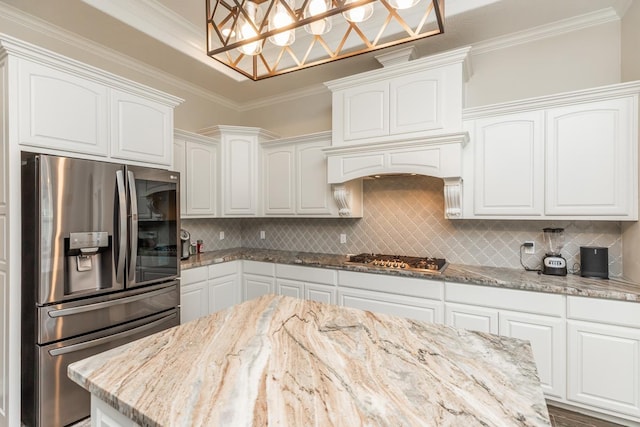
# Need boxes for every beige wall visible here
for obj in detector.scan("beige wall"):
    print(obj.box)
[621,0,640,281]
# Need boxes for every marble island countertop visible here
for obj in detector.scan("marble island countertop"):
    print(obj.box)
[68,295,550,426]
[182,248,640,302]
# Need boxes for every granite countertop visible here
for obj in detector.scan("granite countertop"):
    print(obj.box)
[182,248,640,302]
[68,295,551,426]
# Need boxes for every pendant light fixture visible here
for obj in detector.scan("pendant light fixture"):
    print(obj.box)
[206,0,444,80]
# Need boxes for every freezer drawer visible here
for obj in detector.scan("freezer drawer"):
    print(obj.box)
[38,281,179,343]
[33,308,179,427]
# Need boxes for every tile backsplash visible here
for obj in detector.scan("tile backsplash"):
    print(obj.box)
[182,175,623,276]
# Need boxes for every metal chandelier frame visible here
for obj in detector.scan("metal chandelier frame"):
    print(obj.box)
[206,0,444,80]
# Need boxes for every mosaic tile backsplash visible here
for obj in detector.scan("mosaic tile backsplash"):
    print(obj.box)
[182,175,623,277]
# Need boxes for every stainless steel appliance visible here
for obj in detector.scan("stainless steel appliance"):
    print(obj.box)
[580,246,609,279]
[21,153,181,427]
[542,227,567,276]
[347,253,448,273]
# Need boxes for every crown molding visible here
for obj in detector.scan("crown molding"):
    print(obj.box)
[471,7,621,56]
[0,1,241,111]
[239,84,330,112]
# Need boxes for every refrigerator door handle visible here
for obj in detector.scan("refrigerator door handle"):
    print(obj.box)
[48,311,178,356]
[127,170,138,284]
[115,170,127,285]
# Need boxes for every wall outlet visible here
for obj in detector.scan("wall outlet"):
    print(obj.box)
[260,230,266,240]
[524,241,535,254]
[219,231,225,240]
[340,233,347,244]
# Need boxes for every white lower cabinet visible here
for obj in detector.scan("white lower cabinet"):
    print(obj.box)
[338,287,442,323]
[445,282,566,400]
[180,262,240,324]
[242,261,276,301]
[275,264,337,304]
[567,296,640,419]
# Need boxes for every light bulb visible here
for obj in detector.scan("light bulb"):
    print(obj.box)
[236,1,263,56]
[342,0,373,23]
[304,0,332,35]
[268,0,295,46]
[388,0,420,9]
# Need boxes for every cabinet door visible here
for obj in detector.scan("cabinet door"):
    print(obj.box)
[445,303,498,334]
[243,274,275,301]
[173,140,187,216]
[208,274,240,314]
[180,281,208,324]
[263,144,295,215]
[18,59,109,156]
[546,98,635,217]
[186,141,218,216]
[277,279,303,299]
[222,134,258,216]
[390,71,441,134]
[110,89,173,166]
[296,139,336,216]
[500,311,566,399]
[305,283,336,305]
[338,288,442,323]
[473,112,544,216]
[342,81,389,141]
[567,320,640,418]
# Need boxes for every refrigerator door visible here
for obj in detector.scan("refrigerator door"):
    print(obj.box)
[22,154,126,305]
[126,165,180,288]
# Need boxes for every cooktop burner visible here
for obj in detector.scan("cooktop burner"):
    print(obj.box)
[346,253,447,273]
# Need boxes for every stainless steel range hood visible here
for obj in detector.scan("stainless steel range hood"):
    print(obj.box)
[323,46,472,219]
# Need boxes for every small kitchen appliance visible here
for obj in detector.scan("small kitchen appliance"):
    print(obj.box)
[580,246,609,279]
[180,229,191,260]
[542,228,567,276]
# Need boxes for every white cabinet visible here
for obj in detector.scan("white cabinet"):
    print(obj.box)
[242,261,276,301]
[200,126,278,217]
[567,297,640,419]
[546,98,635,217]
[326,48,471,147]
[17,59,109,156]
[15,55,180,166]
[109,89,174,166]
[275,264,337,304]
[463,82,640,220]
[261,132,363,217]
[180,262,240,324]
[337,270,444,323]
[173,130,219,217]
[469,111,544,216]
[445,282,566,399]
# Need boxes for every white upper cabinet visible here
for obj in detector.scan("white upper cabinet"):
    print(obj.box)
[173,130,219,217]
[463,82,640,220]
[545,98,635,217]
[18,60,109,156]
[262,143,295,215]
[9,40,182,166]
[471,111,544,216]
[110,89,174,166]
[326,47,471,147]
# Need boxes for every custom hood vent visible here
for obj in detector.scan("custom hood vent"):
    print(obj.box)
[323,46,472,219]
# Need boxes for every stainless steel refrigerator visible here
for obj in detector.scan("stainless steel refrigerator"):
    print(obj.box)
[21,153,181,427]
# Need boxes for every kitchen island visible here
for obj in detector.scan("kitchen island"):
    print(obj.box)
[69,294,550,426]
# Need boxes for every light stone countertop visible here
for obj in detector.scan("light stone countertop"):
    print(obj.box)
[182,248,640,302]
[68,294,551,426]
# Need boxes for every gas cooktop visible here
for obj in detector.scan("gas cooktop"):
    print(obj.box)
[346,253,448,273]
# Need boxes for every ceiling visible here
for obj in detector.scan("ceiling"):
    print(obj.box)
[0,0,629,105]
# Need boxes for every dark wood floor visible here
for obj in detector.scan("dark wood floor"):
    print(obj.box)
[548,405,626,427]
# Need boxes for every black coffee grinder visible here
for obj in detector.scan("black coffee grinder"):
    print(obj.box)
[542,227,567,276]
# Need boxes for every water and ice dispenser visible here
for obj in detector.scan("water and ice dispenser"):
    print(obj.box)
[65,231,112,295]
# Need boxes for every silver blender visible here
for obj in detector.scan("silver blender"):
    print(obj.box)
[542,227,567,276]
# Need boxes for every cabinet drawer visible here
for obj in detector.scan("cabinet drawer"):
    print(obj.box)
[181,266,207,285]
[209,261,238,278]
[567,296,640,328]
[338,270,443,300]
[243,260,275,276]
[276,264,336,285]
[445,282,564,317]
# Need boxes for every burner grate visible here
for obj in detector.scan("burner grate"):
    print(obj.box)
[347,253,447,273]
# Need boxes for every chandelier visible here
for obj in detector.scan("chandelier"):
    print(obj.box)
[206,0,444,80]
